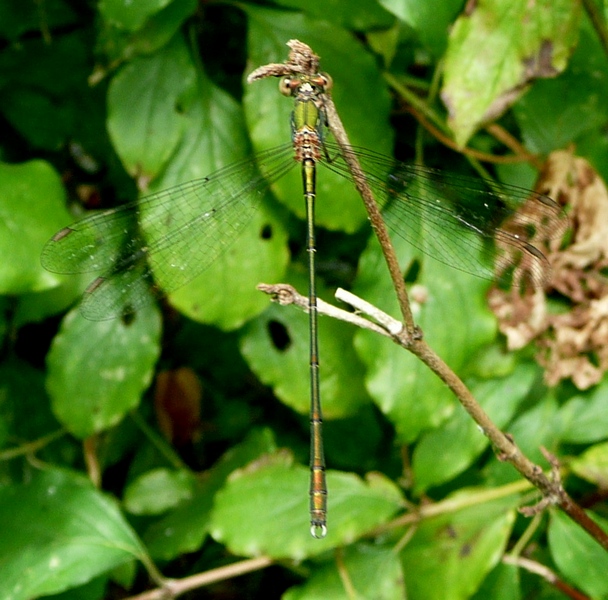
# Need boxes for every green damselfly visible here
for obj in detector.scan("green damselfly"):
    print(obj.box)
[41,69,564,539]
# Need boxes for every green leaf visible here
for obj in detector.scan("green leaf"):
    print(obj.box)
[0,468,147,600]
[400,493,517,600]
[515,25,608,154]
[0,160,68,295]
[143,428,277,561]
[244,5,394,232]
[548,510,608,599]
[0,0,78,42]
[353,222,496,442]
[96,0,197,65]
[378,0,463,56]
[0,32,96,150]
[240,271,370,419]
[46,304,161,438]
[98,0,173,32]
[442,0,581,146]
[413,364,536,491]
[210,451,403,559]
[166,204,289,328]
[123,468,195,515]
[569,442,608,488]
[271,0,394,31]
[552,380,608,444]
[472,562,521,600]
[284,543,405,600]
[122,60,291,328]
[107,33,196,180]
[0,359,59,451]
[486,393,559,485]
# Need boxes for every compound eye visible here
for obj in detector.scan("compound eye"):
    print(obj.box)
[318,72,333,92]
[279,77,293,96]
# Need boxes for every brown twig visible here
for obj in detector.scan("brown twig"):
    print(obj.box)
[125,557,273,600]
[503,555,592,600]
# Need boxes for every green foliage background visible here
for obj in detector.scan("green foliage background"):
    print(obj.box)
[1,0,608,598]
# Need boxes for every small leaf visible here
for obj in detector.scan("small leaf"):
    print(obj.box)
[0,160,68,294]
[0,468,147,600]
[46,304,161,438]
[271,0,394,31]
[472,562,520,600]
[569,442,608,488]
[143,428,277,561]
[123,468,195,515]
[210,451,403,559]
[97,0,197,65]
[553,380,608,444]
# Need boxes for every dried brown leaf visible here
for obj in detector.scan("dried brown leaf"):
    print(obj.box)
[489,150,608,389]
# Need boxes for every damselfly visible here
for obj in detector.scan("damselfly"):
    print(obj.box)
[41,70,564,539]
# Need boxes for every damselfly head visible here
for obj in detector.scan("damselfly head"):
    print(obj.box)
[279,72,333,97]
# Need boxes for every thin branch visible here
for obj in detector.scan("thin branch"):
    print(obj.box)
[0,428,65,461]
[503,555,592,600]
[322,95,417,338]
[257,284,389,337]
[125,557,273,600]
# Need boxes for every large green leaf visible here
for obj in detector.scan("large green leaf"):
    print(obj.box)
[210,451,403,559]
[119,52,290,328]
[240,270,370,419]
[552,378,608,444]
[515,25,608,155]
[353,209,496,442]
[46,304,161,438]
[400,492,518,600]
[442,0,581,146]
[107,33,195,179]
[0,468,148,600]
[413,364,536,491]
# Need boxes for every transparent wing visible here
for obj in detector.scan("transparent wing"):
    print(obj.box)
[41,145,296,319]
[321,144,566,285]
